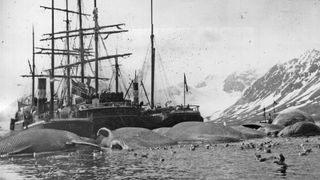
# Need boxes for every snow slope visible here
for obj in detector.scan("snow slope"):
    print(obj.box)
[169,71,258,120]
[216,49,320,124]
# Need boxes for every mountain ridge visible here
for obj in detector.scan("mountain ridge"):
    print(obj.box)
[215,49,320,124]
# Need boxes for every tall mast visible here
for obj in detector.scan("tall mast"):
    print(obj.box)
[32,25,35,107]
[115,53,119,93]
[50,0,55,118]
[94,0,99,94]
[65,0,71,106]
[184,73,186,108]
[150,0,155,109]
[78,0,85,83]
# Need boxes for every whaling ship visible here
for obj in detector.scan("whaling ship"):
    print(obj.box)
[11,0,203,138]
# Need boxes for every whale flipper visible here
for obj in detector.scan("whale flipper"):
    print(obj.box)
[9,145,33,155]
[67,140,100,148]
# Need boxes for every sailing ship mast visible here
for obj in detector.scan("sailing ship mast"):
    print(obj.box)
[23,0,132,115]
[115,54,119,93]
[65,0,71,106]
[94,0,99,94]
[78,0,85,83]
[32,26,35,107]
[150,0,155,109]
[50,0,55,118]
[39,0,90,118]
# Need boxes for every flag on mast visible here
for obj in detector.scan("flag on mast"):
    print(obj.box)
[184,73,188,92]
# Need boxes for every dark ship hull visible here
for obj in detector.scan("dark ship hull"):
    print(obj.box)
[161,109,203,127]
[11,92,202,138]
[77,105,143,133]
[74,92,203,135]
[11,100,202,139]
[77,103,203,135]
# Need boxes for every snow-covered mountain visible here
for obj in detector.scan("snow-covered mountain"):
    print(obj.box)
[223,70,258,93]
[190,74,240,120]
[159,71,258,121]
[216,49,320,124]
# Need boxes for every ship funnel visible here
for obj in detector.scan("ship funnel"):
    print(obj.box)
[37,78,47,116]
[133,80,139,105]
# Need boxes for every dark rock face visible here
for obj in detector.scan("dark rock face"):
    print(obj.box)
[195,75,215,89]
[217,50,320,123]
[223,70,258,93]
[278,122,320,137]
[195,81,207,88]
[272,108,314,127]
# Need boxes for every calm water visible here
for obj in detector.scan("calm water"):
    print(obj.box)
[0,138,320,180]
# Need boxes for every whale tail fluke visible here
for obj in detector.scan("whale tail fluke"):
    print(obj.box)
[97,127,113,139]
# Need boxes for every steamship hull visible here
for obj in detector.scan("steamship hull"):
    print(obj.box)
[161,110,203,127]
[141,108,203,128]
[76,105,203,135]
[11,105,202,138]
[77,106,144,133]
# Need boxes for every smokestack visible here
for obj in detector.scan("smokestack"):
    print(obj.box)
[133,81,139,105]
[37,78,47,115]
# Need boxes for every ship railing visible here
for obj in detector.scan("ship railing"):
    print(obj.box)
[101,101,133,107]
[83,100,134,109]
[175,104,200,112]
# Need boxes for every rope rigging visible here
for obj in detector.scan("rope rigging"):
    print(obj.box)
[154,40,176,105]
[139,38,176,106]
[37,1,131,103]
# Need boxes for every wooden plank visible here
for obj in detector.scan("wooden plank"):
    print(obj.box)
[40,30,128,41]
[21,74,109,80]
[35,52,93,56]
[40,6,90,16]
[50,53,132,70]
[43,24,125,36]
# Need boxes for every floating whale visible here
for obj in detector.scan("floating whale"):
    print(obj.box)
[96,127,177,150]
[278,121,320,137]
[164,121,244,143]
[0,129,99,156]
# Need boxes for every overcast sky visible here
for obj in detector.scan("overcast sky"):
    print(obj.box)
[1,0,320,111]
